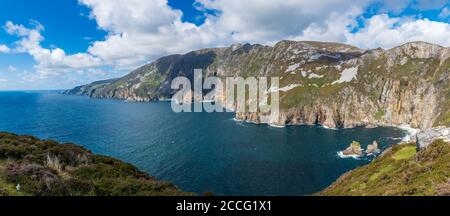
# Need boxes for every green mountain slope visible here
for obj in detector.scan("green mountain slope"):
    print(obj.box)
[0,132,193,196]
[318,139,450,196]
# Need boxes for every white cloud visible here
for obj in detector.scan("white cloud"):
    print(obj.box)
[7,65,17,72]
[439,7,450,19]
[79,0,219,69]
[286,11,450,49]
[4,21,103,78]
[81,0,182,33]
[346,14,450,48]
[78,0,450,70]
[378,0,411,14]
[18,70,39,83]
[0,44,10,53]
[78,0,375,69]
[1,0,450,89]
[0,78,7,82]
[294,6,362,43]
[195,0,371,43]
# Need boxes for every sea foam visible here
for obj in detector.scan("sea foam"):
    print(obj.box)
[337,151,361,160]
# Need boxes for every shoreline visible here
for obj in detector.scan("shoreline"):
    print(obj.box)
[233,114,419,143]
[61,93,429,141]
[64,93,422,157]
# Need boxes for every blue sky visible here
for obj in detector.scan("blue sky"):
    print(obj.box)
[0,0,449,90]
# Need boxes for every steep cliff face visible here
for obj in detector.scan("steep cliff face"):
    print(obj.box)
[65,41,450,129]
[63,78,118,96]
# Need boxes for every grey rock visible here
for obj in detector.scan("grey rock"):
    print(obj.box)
[366,141,380,154]
[64,41,450,130]
[342,141,363,156]
[416,127,450,149]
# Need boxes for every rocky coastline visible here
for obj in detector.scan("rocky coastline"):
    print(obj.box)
[61,40,450,196]
[319,127,450,195]
[64,40,449,131]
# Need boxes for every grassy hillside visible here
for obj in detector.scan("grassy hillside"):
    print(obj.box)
[0,132,193,196]
[318,140,450,196]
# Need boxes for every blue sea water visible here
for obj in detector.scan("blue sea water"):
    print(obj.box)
[0,91,406,195]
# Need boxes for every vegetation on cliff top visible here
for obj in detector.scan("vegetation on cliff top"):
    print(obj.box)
[65,41,450,129]
[0,132,193,196]
[318,140,450,196]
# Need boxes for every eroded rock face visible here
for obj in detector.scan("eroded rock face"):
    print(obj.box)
[65,41,450,129]
[416,127,450,149]
[342,141,363,156]
[366,141,380,154]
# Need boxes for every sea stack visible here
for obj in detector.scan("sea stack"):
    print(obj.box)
[366,141,380,154]
[342,141,363,156]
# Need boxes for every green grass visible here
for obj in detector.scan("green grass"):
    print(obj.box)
[0,160,29,196]
[0,132,194,196]
[435,111,450,127]
[318,140,450,196]
[280,86,315,109]
[350,141,361,148]
[434,101,450,127]
[0,177,29,196]
[374,110,385,120]
[318,83,346,97]
[368,164,394,182]
[392,146,416,160]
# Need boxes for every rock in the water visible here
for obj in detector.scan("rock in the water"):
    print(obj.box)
[366,141,380,154]
[342,141,363,156]
[416,126,450,149]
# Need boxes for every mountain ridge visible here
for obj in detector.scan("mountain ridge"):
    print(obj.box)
[64,40,450,130]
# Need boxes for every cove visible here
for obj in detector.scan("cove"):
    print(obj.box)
[0,91,406,195]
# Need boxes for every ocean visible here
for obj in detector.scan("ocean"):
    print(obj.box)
[0,91,406,195]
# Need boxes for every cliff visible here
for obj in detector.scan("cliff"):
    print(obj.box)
[65,41,450,129]
[0,132,193,196]
[62,78,118,96]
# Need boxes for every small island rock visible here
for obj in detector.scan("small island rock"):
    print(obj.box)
[342,141,363,156]
[366,141,380,154]
[416,127,450,150]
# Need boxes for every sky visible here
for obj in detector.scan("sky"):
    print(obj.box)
[0,0,449,90]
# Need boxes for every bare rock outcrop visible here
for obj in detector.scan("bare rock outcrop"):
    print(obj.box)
[366,141,380,154]
[416,126,450,149]
[342,141,363,156]
[64,40,450,130]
